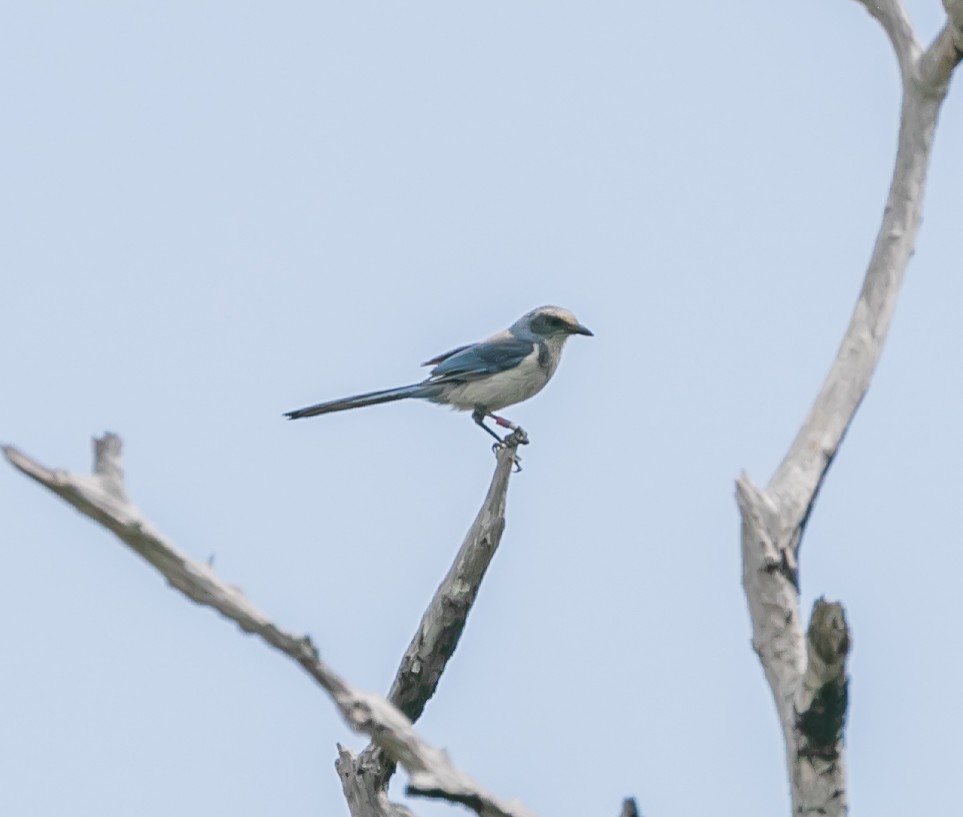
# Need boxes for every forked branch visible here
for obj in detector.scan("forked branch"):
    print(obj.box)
[737,1,960,815]
[2,434,536,817]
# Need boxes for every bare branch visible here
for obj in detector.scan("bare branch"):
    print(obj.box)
[735,475,805,735]
[798,600,850,756]
[918,1,963,92]
[387,454,511,721]
[947,0,963,44]
[737,3,961,814]
[344,430,515,791]
[851,0,920,77]
[789,600,851,817]
[768,25,952,549]
[3,435,536,817]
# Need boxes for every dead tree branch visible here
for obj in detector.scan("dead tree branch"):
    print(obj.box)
[737,2,960,815]
[336,432,516,807]
[2,434,536,817]
[797,600,850,758]
[851,0,919,76]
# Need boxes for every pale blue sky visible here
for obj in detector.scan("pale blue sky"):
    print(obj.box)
[3,3,961,816]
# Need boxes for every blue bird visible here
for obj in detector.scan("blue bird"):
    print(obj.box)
[285,305,593,445]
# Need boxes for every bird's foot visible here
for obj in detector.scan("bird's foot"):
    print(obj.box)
[491,426,529,472]
[505,426,529,447]
[491,415,529,443]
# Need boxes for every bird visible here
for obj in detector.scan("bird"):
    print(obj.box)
[284,305,593,446]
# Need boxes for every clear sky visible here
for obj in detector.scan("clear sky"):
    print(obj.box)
[2,3,961,816]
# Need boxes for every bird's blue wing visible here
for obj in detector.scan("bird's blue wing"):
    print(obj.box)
[421,344,472,367]
[426,337,535,383]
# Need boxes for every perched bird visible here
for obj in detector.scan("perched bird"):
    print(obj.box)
[285,305,593,444]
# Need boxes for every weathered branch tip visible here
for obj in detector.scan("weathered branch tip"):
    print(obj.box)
[798,599,850,756]
[620,796,641,817]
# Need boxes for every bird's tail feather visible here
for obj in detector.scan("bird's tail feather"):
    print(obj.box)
[284,384,425,420]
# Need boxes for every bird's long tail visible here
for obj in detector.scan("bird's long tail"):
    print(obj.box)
[284,384,426,420]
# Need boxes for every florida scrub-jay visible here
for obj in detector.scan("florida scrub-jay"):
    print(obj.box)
[285,305,593,445]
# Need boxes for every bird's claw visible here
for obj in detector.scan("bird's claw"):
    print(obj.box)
[508,427,529,446]
[491,426,529,472]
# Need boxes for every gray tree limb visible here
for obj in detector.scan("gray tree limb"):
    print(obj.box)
[737,2,960,815]
[798,600,850,758]
[919,0,963,90]
[336,427,516,805]
[851,0,919,77]
[3,434,537,817]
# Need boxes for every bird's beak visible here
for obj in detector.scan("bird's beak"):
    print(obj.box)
[570,322,594,337]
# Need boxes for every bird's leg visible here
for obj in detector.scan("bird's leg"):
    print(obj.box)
[472,408,507,444]
[490,413,529,447]
[472,409,527,471]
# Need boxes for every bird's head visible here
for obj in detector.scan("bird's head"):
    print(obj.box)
[513,305,594,340]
